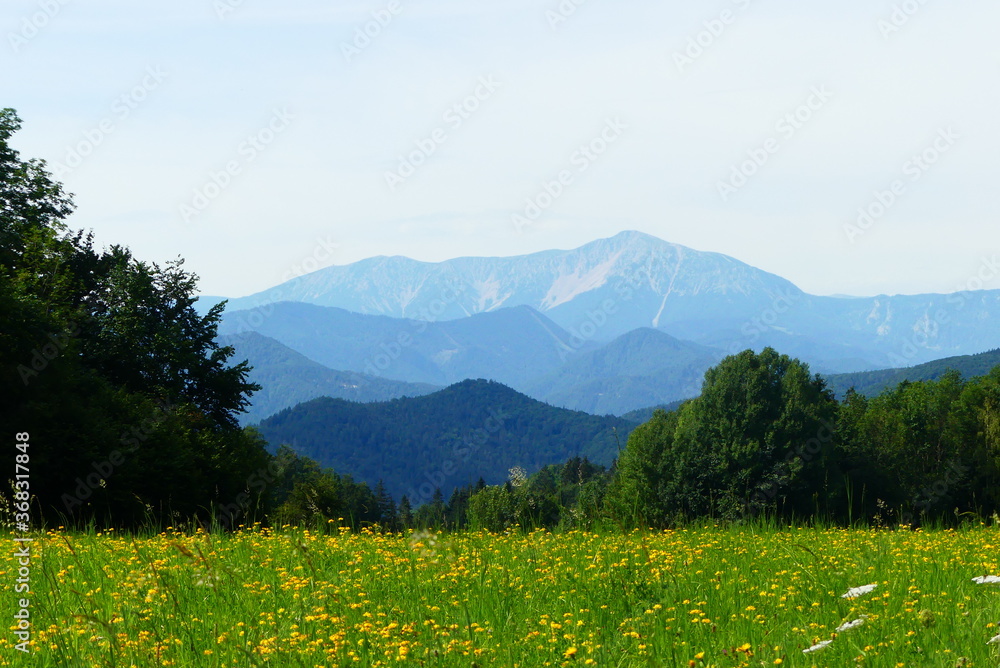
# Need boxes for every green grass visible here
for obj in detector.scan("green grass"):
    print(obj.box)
[4,523,1000,666]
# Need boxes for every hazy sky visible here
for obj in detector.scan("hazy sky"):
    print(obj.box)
[4,0,998,298]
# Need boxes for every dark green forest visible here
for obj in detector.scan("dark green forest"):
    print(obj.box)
[256,379,630,504]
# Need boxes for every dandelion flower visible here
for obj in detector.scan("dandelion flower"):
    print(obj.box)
[836,616,867,632]
[803,640,833,653]
[841,584,877,599]
[564,647,578,659]
[972,575,1000,584]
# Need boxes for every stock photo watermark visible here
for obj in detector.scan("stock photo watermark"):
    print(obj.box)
[178,107,293,224]
[16,321,79,385]
[7,0,71,53]
[214,0,246,20]
[341,0,403,62]
[226,235,341,332]
[512,117,627,233]
[213,461,284,529]
[362,280,469,377]
[384,75,501,191]
[673,0,754,74]
[556,300,621,362]
[545,0,592,30]
[751,421,835,508]
[885,255,1000,367]
[717,85,833,202]
[60,398,179,515]
[50,66,168,179]
[12,431,32,653]
[844,127,958,243]
[878,0,931,39]
[726,289,802,356]
[407,408,509,506]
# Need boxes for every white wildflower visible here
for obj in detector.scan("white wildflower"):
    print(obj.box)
[803,639,833,653]
[972,575,1000,584]
[836,616,867,632]
[841,583,877,599]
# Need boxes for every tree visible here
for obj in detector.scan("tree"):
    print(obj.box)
[374,480,398,531]
[467,485,516,532]
[836,370,996,524]
[607,349,840,526]
[678,348,839,519]
[397,495,413,529]
[413,488,446,528]
[1,108,270,528]
[605,408,685,527]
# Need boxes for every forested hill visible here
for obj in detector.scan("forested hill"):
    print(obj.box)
[257,379,632,503]
[825,348,1000,398]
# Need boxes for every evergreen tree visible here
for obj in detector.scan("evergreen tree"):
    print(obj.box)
[397,495,413,529]
[374,480,398,531]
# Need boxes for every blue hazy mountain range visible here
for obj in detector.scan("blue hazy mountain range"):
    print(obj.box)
[203,231,1000,420]
[218,314,720,421]
[213,231,1000,372]
[217,332,439,424]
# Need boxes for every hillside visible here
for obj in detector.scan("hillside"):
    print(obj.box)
[825,348,1000,398]
[257,379,632,502]
[530,328,718,415]
[220,332,438,424]
[219,302,580,391]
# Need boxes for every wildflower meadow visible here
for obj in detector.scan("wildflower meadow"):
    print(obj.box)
[5,523,999,667]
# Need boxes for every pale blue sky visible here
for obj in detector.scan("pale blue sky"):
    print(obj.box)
[3,0,998,298]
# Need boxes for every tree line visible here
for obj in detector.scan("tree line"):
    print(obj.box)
[463,348,1000,530]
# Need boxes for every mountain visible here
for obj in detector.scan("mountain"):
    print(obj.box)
[216,231,1000,371]
[220,332,438,424]
[824,348,1000,399]
[256,379,632,503]
[530,328,719,415]
[223,230,803,340]
[218,302,584,391]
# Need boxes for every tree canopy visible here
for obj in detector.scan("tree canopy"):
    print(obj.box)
[601,349,1000,528]
[1,108,268,527]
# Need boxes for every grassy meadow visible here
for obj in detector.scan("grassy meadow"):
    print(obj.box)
[5,524,1000,667]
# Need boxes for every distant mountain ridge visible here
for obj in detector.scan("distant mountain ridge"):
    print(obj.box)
[824,348,1000,399]
[220,302,734,417]
[223,231,802,338]
[215,231,1000,370]
[218,302,584,392]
